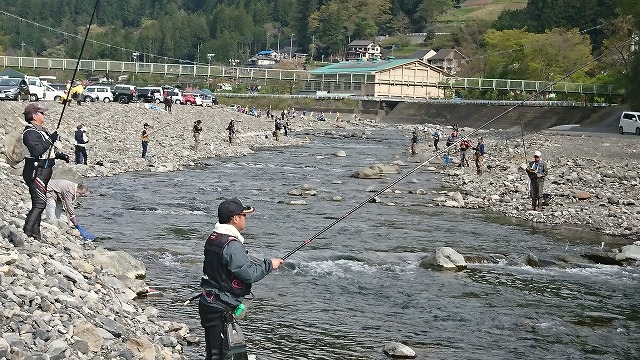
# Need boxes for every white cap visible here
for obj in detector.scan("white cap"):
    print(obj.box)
[533,150,542,157]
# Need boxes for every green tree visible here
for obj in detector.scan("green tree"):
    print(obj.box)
[309,0,351,57]
[483,28,593,81]
[619,0,640,110]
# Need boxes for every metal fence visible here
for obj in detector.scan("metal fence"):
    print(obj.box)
[0,55,623,96]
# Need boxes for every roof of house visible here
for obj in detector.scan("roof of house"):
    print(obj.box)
[405,49,435,59]
[257,50,275,56]
[349,40,374,47]
[309,58,440,75]
[429,49,466,60]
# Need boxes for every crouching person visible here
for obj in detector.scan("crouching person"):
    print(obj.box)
[46,179,88,227]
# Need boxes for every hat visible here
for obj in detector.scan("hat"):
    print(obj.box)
[143,122,150,127]
[23,103,48,117]
[533,150,542,157]
[218,198,255,223]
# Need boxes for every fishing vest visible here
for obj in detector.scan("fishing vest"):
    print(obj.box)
[75,130,88,146]
[141,130,149,142]
[23,124,55,163]
[201,232,252,297]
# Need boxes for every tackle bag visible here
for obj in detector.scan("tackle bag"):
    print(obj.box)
[223,314,248,360]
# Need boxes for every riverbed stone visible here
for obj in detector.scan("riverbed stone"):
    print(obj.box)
[382,341,416,359]
[419,247,467,270]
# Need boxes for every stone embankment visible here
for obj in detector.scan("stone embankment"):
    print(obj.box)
[0,101,375,359]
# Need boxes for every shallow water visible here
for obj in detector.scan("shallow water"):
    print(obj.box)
[81,129,640,359]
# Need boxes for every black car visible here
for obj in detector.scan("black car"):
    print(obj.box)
[136,87,163,103]
[111,84,137,103]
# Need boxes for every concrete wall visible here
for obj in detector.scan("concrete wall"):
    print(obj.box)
[382,102,626,132]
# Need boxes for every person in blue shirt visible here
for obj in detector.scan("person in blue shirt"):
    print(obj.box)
[433,129,440,151]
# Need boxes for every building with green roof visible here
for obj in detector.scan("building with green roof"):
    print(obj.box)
[306,58,447,99]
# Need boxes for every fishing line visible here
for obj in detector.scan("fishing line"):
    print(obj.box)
[281,38,634,261]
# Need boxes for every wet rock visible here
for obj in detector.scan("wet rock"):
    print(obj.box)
[419,247,467,270]
[382,341,416,359]
[615,245,640,261]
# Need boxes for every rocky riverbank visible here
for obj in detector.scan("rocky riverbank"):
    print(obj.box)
[401,123,640,246]
[0,101,375,359]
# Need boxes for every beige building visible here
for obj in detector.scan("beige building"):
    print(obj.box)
[306,58,447,99]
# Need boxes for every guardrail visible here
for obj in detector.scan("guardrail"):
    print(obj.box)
[0,55,623,96]
[214,92,597,107]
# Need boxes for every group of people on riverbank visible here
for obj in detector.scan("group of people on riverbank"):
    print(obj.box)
[411,125,546,210]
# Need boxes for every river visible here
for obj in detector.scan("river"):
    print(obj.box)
[81,129,640,359]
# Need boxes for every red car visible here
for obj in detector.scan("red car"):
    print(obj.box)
[182,93,197,105]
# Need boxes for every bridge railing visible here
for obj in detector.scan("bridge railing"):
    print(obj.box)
[215,92,594,107]
[0,55,623,96]
[446,77,622,95]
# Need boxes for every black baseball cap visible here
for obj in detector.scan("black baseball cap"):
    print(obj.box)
[218,198,255,223]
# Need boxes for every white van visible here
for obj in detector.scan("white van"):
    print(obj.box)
[619,111,640,135]
[84,85,113,102]
[25,75,47,101]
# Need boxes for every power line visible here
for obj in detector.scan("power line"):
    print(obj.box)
[0,10,200,66]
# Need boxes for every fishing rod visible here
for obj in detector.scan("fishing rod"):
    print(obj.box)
[43,0,99,163]
[280,38,633,261]
[55,1,99,131]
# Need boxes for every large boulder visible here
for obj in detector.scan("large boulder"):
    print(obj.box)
[419,247,467,270]
[351,164,400,179]
[88,248,147,279]
[616,245,640,261]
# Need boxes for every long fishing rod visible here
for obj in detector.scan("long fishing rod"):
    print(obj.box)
[280,39,632,261]
[55,1,99,131]
[41,0,98,164]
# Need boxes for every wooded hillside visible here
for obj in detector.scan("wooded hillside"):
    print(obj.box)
[0,0,638,106]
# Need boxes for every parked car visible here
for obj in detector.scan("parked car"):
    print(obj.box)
[137,86,163,103]
[112,84,137,103]
[199,94,218,107]
[42,83,67,102]
[163,89,183,104]
[24,76,47,101]
[183,92,203,106]
[84,85,114,102]
[0,78,24,100]
[619,111,640,135]
[181,93,200,105]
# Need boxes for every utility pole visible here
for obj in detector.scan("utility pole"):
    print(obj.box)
[289,33,295,59]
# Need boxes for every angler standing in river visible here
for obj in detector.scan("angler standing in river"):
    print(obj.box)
[199,198,283,360]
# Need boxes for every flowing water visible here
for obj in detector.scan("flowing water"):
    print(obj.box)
[81,129,640,359]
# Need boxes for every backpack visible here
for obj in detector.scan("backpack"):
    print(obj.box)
[3,128,28,166]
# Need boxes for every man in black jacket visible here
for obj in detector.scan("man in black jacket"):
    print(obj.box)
[22,103,69,240]
[74,123,89,165]
[199,198,283,360]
